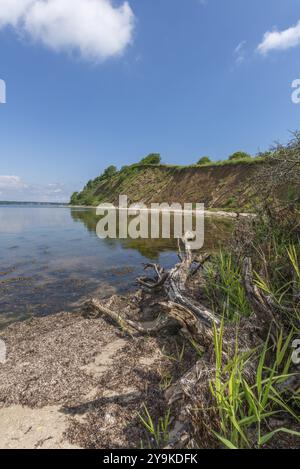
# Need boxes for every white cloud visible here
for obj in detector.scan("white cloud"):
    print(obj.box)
[0,176,75,202]
[0,0,135,62]
[0,175,27,189]
[257,20,300,55]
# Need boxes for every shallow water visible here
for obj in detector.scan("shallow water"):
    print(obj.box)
[0,204,234,327]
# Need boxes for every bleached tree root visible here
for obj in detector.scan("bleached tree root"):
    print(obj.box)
[137,234,220,328]
[85,234,220,341]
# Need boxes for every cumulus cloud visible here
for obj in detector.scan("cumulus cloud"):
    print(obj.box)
[257,20,300,55]
[0,0,135,62]
[0,175,27,189]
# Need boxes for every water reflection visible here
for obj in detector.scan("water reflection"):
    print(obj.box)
[0,205,234,327]
[71,208,234,259]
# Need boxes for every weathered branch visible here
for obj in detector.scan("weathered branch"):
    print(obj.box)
[138,234,220,328]
[159,301,213,346]
[87,298,174,335]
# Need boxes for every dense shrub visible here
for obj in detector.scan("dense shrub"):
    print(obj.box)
[103,165,117,178]
[139,153,161,165]
[70,192,79,204]
[197,156,211,165]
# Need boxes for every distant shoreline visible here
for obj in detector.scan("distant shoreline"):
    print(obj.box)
[0,201,68,207]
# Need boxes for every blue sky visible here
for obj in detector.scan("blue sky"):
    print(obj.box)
[0,0,300,202]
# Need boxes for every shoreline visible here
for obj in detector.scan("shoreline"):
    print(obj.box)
[68,205,255,219]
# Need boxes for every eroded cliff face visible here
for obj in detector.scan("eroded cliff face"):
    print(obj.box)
[90,162,261,210]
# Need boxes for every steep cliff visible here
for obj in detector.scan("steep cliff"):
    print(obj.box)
[70,160,267,210]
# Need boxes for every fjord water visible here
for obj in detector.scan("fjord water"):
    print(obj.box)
[0,204,234,328]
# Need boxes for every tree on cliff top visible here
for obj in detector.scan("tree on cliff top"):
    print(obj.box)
[139,153,161,165]
[103,165,117,178]
[197,156,211,165]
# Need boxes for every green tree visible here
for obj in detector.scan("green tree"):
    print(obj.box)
[82,194,95,206]
[197,156,211,165]
[140,153,161,165]
[86,179,94,189]
[103,165,117,178]
[70,192,79,204]
[228,151,251,161]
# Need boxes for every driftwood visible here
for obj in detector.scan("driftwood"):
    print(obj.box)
[87,233,219,346]
[137,233,220,328]
[87,297,174,335]
[84,233,294,448]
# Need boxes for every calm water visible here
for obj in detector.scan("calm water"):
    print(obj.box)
[0,204,234,328]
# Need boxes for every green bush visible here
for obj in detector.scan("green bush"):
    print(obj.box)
[204,251,251,320]
[82,194,95,206]
[140,153,161,165]
[70,192,79,204]
[103,165,117,178]
[197,156,211,165]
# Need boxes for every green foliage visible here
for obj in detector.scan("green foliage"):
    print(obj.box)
[163,342,186,368]
[70,165,119,205]
[159,373,173,391]
[138,405,171,448]
[86,179,93,189]
[81,194,95,206]
[70,192,79,205]
[228,151,251,161]
[224,197,236,208]
[243,210,300,315]
[210,323,300,449]
[139,153,161,165]
[197,156,211,165]
[103,165,117,178]
[204,251,251,320]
